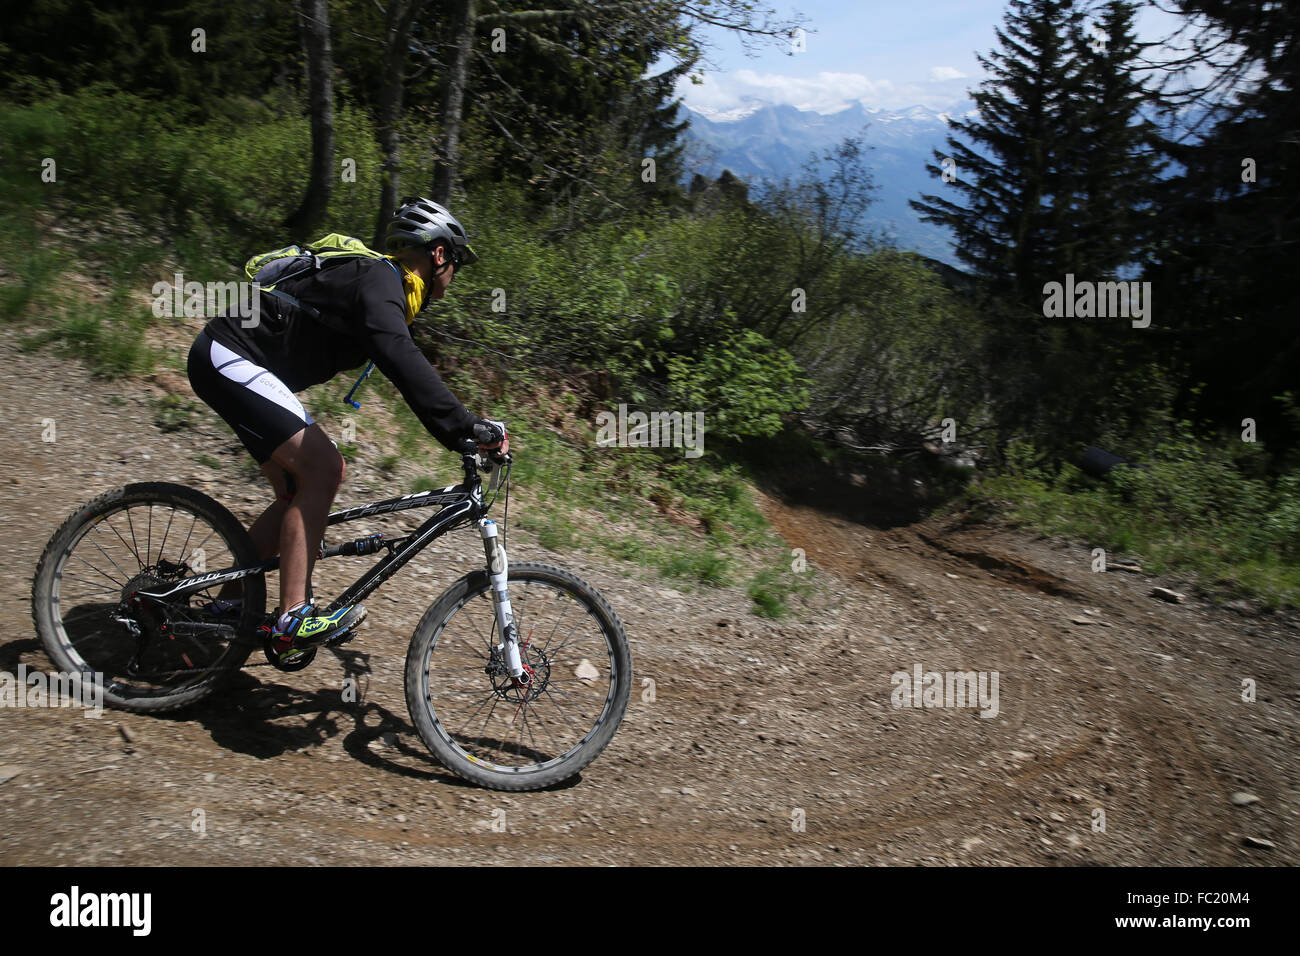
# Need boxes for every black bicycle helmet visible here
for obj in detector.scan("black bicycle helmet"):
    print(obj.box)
[385,196,479,267]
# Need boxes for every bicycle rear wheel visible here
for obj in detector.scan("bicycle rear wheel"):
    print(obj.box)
[31,482,266,712]
[404,561,632,791]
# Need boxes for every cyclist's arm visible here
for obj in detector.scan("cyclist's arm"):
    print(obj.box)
[355,265,479,452]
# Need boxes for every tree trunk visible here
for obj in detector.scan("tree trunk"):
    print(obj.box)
[432,0,476,206]
[285,0,335,237]
[372,0,424,247]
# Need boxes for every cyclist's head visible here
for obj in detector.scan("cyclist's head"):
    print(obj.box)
[385,196,479,272]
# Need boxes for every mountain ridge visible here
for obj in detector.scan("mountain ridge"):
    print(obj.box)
[680,100,971,264]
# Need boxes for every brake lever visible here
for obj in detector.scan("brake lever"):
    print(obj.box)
[484,454,511,492]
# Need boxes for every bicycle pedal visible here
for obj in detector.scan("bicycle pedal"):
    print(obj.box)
[323,622,361,647]
[263,632,317,672]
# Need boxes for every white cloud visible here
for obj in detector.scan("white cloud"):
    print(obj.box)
[679,69,970,117]
[680,70,891,117]
[929,66,967,82]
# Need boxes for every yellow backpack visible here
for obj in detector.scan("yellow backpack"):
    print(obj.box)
[244,233,399,409]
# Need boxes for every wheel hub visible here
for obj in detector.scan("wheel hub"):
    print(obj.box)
[120,570,166,606]
[488,644,551,703]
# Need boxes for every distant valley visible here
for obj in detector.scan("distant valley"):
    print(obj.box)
[680,100,973,265]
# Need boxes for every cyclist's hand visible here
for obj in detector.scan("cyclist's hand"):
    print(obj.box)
[472,418,510,462]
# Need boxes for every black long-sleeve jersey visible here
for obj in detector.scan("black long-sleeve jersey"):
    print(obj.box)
[203,256,478,452]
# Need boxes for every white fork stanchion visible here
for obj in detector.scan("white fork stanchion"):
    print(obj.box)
[478,517,523,678]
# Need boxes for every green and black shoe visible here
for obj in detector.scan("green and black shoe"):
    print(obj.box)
[268,602,367,666]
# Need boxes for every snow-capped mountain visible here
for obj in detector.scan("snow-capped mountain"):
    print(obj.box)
[681,101,972,265]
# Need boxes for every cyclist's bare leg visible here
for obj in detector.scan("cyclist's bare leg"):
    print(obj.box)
[267,424,345,613]
[247,464,291,559]
[214,465,288,604]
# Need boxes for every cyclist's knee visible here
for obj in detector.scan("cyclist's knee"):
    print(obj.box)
[269,426,343,498]
[327,448,345,494]
[303,445,344,497]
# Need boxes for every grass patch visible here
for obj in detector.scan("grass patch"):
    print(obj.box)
[526,512,579,552]
[0,216,64,323]
[746,563,817,618]
[963,438,1300,609]
[409,476,442,493]
[659,547,730,587]
[153,394,200,432]
[497,408,794,592]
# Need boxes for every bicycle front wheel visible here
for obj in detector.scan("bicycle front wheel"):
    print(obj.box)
[404,561,632,791]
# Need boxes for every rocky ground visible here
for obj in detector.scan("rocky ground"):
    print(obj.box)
[1,326,1295,866]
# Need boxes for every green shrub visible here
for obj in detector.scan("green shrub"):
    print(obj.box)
[966,433,1300,608]
[660,548,729,587]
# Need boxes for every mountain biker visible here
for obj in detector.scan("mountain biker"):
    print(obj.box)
[186,197,509,664]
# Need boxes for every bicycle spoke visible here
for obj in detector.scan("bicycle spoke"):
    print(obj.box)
[538,599,574,658]
[544,611,600,662]
[520,698,566,753]
[430,645,489,663]
[176,513,200,568]
[80,534,133,586]
[124,508,143,568]
[533,685,583,736]
[476,692,505,745]
[58,567,122,594]
[62,603,122,621]
[448,685,500,737]
[99,517,147,574]
[187,526,221,561]
[155,506,177,566]
[535,681,608,702]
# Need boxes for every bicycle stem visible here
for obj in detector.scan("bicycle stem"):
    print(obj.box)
[479,517,523,678]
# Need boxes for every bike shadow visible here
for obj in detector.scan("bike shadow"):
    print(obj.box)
[0,637,43,673]
[169,648,582,792]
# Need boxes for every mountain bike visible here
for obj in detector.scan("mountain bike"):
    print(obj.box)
[30,441,632,791]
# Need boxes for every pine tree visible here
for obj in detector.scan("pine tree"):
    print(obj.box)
[1150,0,1300,455]
[910,0,1082,303]
[1057,0,1163,278]
[910,0,1174,459]
[463,0,693,215]
[0,0,297,119]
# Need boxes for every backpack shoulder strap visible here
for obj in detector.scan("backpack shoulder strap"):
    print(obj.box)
[265,255,402,334]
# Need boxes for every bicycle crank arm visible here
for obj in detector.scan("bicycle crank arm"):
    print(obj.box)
[478,518,523,678]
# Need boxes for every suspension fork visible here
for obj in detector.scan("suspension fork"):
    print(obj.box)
[478,518,525,680]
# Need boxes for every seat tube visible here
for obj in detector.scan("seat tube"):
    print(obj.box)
[478,518,522,677]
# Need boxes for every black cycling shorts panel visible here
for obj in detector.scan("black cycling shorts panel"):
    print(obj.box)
[187,330,314,464]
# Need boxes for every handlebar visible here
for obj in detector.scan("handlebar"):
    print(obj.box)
[457,437,512,478]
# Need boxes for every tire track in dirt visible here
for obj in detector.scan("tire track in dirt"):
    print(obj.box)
[754,492,1114,855]
[754,489,1295,863]
[866,521,1203,857]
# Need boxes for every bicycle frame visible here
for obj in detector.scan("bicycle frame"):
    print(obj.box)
[132,450,527,678]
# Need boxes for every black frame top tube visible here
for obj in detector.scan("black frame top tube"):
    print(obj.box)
[138,445,495,607]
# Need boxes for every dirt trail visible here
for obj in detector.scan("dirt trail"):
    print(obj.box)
[1,327,1296,865]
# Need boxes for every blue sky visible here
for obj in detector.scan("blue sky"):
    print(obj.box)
[672,0,1193,117]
